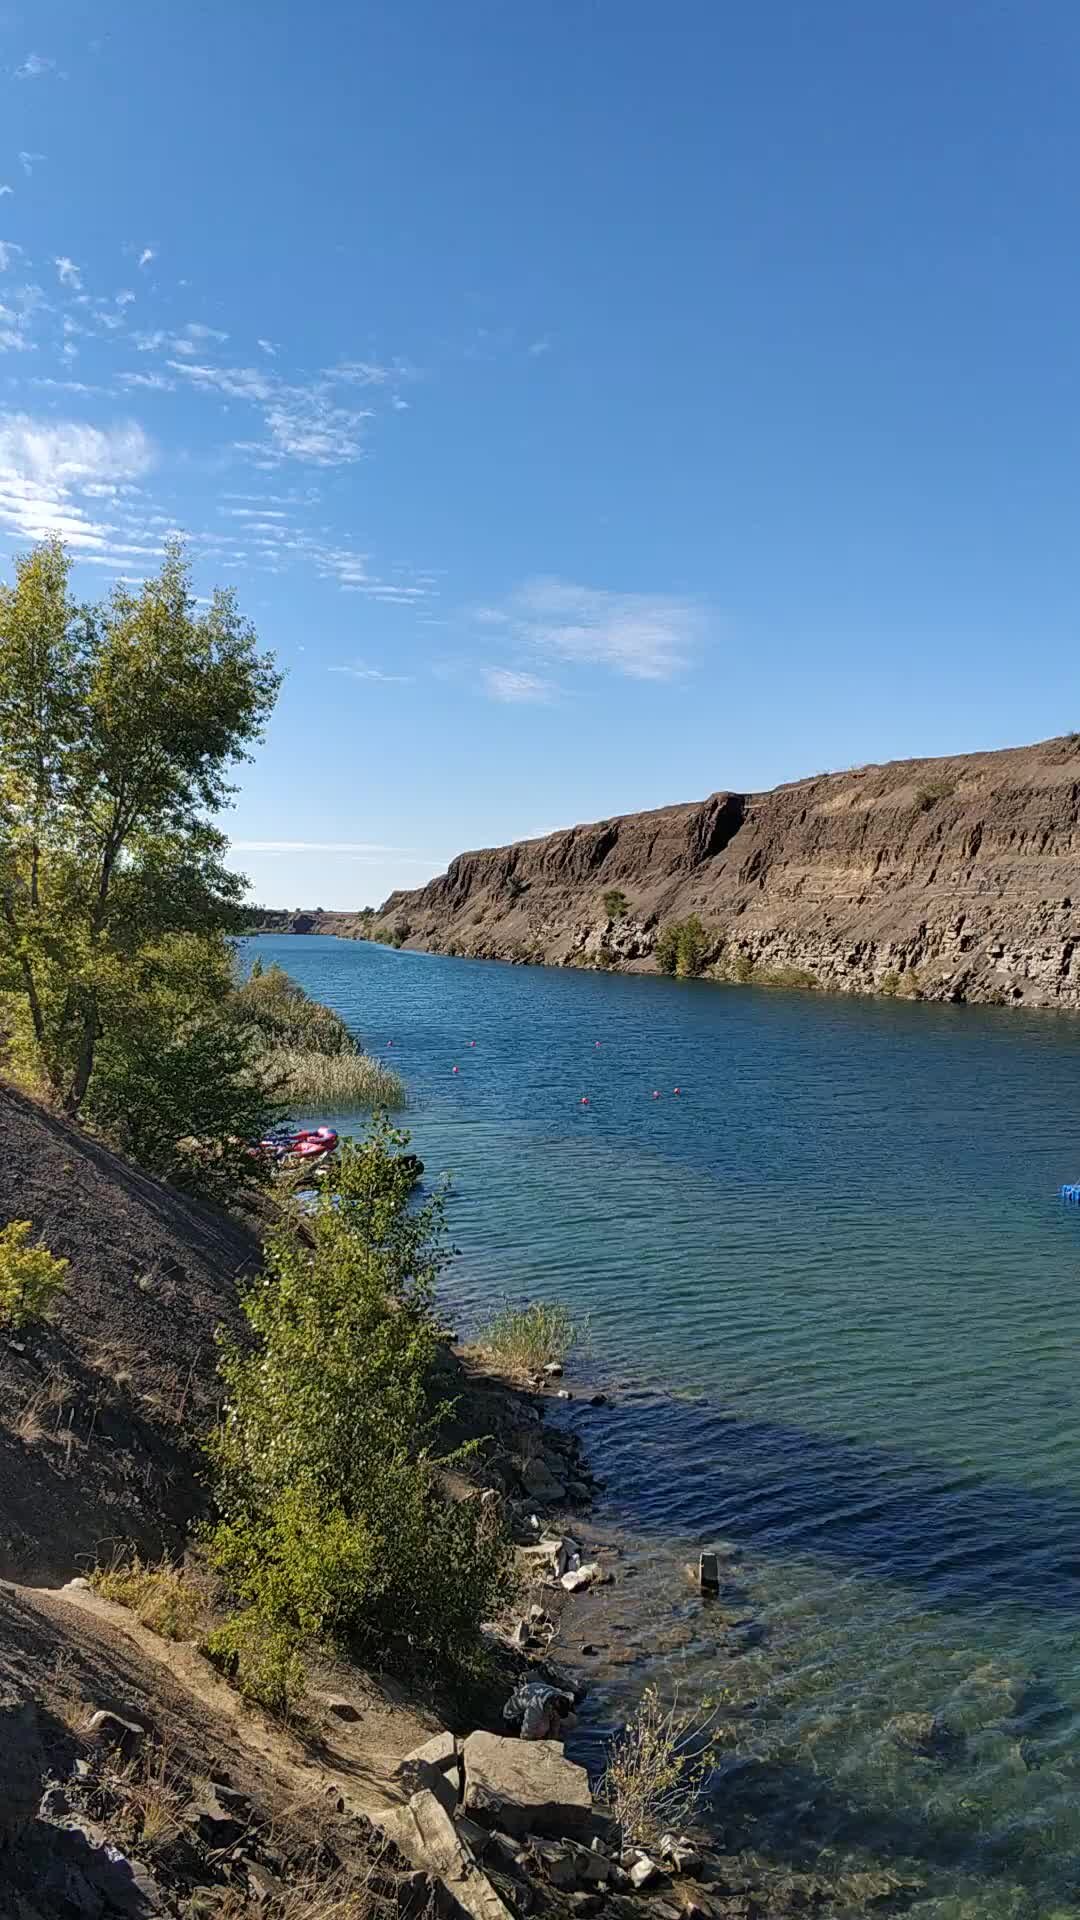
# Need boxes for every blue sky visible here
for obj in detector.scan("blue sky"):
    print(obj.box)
[2,3,1080,907]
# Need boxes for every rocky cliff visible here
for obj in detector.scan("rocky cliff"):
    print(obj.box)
[366,735,1080,1009]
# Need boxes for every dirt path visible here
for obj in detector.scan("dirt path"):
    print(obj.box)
[10,1577,437,1827]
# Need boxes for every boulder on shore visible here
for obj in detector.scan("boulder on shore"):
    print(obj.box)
[462,1732,594,1840]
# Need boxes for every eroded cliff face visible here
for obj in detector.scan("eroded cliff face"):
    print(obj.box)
[366,736,1080,1008]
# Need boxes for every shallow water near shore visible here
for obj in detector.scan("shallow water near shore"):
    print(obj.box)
[248,934,1080,1917]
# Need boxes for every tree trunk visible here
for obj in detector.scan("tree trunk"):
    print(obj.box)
[64,1002,98,1118]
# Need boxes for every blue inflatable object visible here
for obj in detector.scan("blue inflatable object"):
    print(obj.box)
[1060,1183,1080,1205]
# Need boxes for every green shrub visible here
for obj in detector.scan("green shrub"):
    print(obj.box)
[729,952,756,985]
[603,889,630,920]
[879,969,901,998]
[206,1122,514,1675]
[474,1300,580,1379]
[87,999,277,1203]
[227,964,357,1056]
[912,778,955,813]
[756,965,817,991]
[0,1221,68,1328]
[656,916,711,978]
[203,1608,307,1718]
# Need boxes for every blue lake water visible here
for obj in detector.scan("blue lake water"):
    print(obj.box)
[248,933,1080,1918]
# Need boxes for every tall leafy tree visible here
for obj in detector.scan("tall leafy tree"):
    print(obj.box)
[0,538,280,1114]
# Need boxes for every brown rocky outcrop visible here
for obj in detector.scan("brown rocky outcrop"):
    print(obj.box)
[363,734,1080,1009]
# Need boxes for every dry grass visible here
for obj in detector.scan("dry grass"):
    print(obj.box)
[602,1684,729,1844]
[109,1742,186,1854]
[91,1555,208,1642]
[11,1373,69,1444]
[472,1299,580,1380]
[267,1048,406,1111]
[213,1852,401,1920]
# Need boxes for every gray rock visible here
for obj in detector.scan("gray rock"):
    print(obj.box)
[697,1553,720,1596]
[85,1709,146,1756]
[0,1692,44,1851]
[529,1837,579,1888]
[326,1697,362,1722]
[543,1363,564,1378]
[380,1788,514,1920]
[462,1732,594,1839]
[885,1710,954,1756]
[191,1792,246,1847]
[402,1731,459,1774]
[560,1562,609,1593]
[659,1832,702,1875]
[629,1854,662,1888]
[39,1784,70,1820]
[522,1456,568,1501]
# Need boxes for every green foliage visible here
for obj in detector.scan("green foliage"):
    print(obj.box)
[203,1608,307,1718]
[82,933,278,1201]
[729,953,756,985]
[0,539,279,1117]
[912,778,955,813]
[207,1122,514,1674]
[655,915,711,978]
[475,1299,580,1379]
[603,888,630,920]
[505,874,527,900]
[0,1220,68,1328]
[225,963,404,1112]
[755,965,818,991]
[879,969,901,998]
[227,964,356,1056]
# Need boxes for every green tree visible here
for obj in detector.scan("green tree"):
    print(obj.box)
[655,915,711,978]
[207,1124,513,1670]
[0,540,279,1115]
[603,888,629,920]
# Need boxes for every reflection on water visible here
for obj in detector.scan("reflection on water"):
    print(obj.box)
[247,935,1080,1917]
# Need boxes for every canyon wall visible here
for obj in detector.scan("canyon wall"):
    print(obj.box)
[356,736,1080,1008]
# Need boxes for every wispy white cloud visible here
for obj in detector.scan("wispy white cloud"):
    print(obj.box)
[168,356,373,466]
[481,667,555,704]
[0,187,12,200]
[54,256,82,290]
[184,321,228,343]
[14,52,56,80]
[329,663,413,684]
[256,338,277,356]
[230,839,429,857]
[118,370,175,391]
[0,414,155,555]
[115,290,135,307]
[479,578,704,682]
[0,242,23,273]
[30,378,112,396]
[528,336,552,357]
[18,152,44,177]
[137,246,156,270]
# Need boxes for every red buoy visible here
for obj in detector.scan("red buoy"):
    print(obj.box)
[580,1096,589,1106]
[674,1086,681,1095]
[652,1090,660,1099]
[452,1065,459,1074]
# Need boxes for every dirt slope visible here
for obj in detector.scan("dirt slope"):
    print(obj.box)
[0,1085,258,1583]
[363,734,1080,1009]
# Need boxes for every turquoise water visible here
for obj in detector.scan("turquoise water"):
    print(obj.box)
[250,934,1080,1917]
